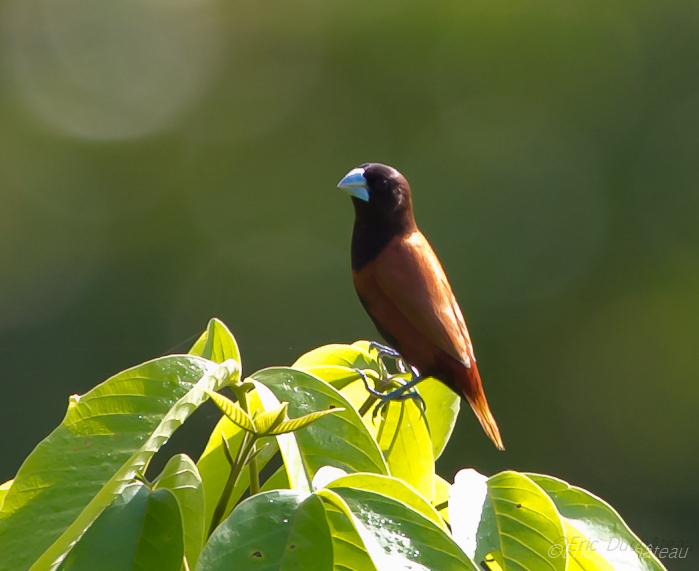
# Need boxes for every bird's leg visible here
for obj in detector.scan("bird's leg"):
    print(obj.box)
[355,367,385,399]
[367,342,415,377]
[372,376,427,420]
[354,368,427,420]
[355,366,427,421]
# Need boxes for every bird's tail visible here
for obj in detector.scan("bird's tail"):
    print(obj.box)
[459,365,504,450]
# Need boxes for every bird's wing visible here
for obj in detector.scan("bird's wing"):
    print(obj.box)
[373,231,475,368]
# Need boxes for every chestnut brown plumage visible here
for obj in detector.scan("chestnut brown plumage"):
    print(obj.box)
[337,163,504,450]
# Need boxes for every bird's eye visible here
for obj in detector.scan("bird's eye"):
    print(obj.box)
[376,178,389,191]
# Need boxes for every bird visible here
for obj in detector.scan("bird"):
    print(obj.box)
[336,163,504,450]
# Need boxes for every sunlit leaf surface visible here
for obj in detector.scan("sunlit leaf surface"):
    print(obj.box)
[325,472,446,532]
[377,400,435,501]
[317,489,378,571]
[190,318,241,370]
[528,473,666,571]
[202,389,255,433]
[331,486,478,570]
[474,471,566,571]
[293,343,383,377]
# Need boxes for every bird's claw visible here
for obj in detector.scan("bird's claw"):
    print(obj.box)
[371,388,427,422]
[368,341,401,360]
[367,342,419,380]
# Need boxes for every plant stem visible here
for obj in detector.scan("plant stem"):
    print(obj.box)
[235,385,260,496]
[358,394,379,417]
[208,432,258,537]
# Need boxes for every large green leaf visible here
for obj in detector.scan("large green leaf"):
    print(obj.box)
[295,365,381,440]
[324,472,446,532]
[297,365,369,393]
[450,470,566,571]
[196,389,278,528]
[482,471,565,571]
[528,473,667,571]
[189,318,241,368]
[195,490,332,571]
[0,355,235,571]
[293,343,383,377]
[376,399,434,501]
[561,519,616,571]
[416,377,460,459]
[251,368,388,489]
[331,486,478,570]
[152,454,205,570]
[317,490,378,571]
[58,483,183,571]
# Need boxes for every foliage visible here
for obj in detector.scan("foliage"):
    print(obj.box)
[0,319,667,571]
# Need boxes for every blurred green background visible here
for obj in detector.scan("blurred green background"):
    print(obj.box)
[1,0,697,567]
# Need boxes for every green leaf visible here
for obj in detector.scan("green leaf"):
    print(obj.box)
[298,365,372,392]
[561,519,616,571]
[417,377,460,459]
[330,486,478,570]
[202,388,255,433]
[433,474,450,525]
[195,490,332,571]
[252,368,388,489]
[484,473,564,571]
[189,318,241,369]
[270,406,345,435]
[0,480,12,511]
[152,454,205,570]
[0,355,227,571]
[293,343,383,377]
[58,483,183,571]
[451,470,566,571]
[376,399,435,501]
[196,389,278,529]
[324,472,447,532]
[527,473,668,571]
[253,402,289,434]
[317,489,378,571]
[297,365,381,440]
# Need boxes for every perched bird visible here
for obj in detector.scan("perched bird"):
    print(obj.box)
[337,163,504,450]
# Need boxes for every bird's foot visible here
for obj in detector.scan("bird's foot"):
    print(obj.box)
[368,341,401,360]
[355,368,426,420]
[367,342,419,379]
[372,384,427,422]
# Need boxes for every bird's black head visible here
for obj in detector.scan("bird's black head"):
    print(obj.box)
[337,163,418,269]
[337,163,415,227]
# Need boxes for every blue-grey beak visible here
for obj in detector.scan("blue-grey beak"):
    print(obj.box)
[337,167,370,202]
